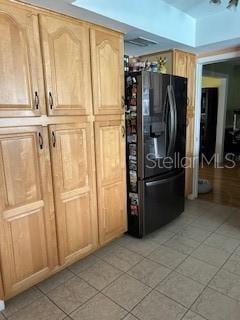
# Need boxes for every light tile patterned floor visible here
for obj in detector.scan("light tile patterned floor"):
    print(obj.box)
[1,199,240,320]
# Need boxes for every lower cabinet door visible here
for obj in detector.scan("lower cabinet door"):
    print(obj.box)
[95,120,127,245]
[49,123,98,265]
[0,126,58,298]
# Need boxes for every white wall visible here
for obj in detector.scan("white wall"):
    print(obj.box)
[74,0,196,46]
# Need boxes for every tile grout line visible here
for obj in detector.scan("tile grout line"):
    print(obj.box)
[129,206,239,319]
[177,206,237,320]
[100,211,216,318]
[159,217,222,317]
[178,209,240,319]
[202,244,240,304]
[50,288,100,318]
[92,204,239,319]
[36,275,102,318]
[36,270,76,295]
[92,248,146,273]
[67,271,132,317]
[75,268,124,292]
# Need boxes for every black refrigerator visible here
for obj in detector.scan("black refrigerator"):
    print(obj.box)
[125,71,187,238]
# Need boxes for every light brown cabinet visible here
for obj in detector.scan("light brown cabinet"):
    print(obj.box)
[173,50,188,77]
[0,0,126,301]
[173,51,196,109]
[173,51,196,196]
[91,27,124,115]
[0,3,45,117]
[40,15,92,116]
[49,123,98,265]
[95,120,127,245]
[0,126,58,297]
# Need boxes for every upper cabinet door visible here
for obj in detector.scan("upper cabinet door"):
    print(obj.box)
[0,126,58,298]
[40,15,92,116]
[173,51,188,78]
[0,2,45,117]
[90,27,124,115]
[49,123,98,265]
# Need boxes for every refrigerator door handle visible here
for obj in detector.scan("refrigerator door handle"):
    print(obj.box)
[167,85,175,156]
[170,84,178,150]
[149,88,154,115]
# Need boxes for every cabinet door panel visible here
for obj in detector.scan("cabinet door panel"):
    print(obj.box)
[173,51,188,77]
[40,15,92,116]
[91,28,124,115]
[173,51,196,196]
[102,182,125,238]
[0,3,45,117]
[49,123,98,265]
[0,127,58,297]
[95,121,127,245]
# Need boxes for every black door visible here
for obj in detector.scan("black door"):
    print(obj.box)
[200,88,218,161]
[138,72,187,179]
[142,170,185,236]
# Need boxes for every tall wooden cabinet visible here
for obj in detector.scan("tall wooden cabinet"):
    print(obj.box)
[0,0,126,301]
[0,2,45,117]
[95,120,127,245]
[91,26,127,244]
[173,51,196,196]
[49,123,98,265]
[0,126,58,297]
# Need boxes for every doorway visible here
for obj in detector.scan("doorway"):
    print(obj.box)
[200,71,228,164]
[193,53,240,208]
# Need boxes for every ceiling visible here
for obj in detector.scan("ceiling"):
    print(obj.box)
[162,0,234,19]
[22,0,240,56]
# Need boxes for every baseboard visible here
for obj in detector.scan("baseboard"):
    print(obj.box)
[0,300,5,311]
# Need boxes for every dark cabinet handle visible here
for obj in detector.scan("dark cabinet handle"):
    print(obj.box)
[52,131,56,148]
[34,92,39,109]
[121,96,125,110]
[49,92,54,109]
[122,126,125,138]
[38,132,43,149]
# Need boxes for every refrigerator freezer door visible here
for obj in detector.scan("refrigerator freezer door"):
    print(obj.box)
[142,170,185,236]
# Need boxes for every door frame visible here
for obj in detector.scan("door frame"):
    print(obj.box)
[202,70,228,164]
[0,300,4,311]
[192,50,240,199]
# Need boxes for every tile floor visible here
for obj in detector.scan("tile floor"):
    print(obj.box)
[1,199,240,320]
